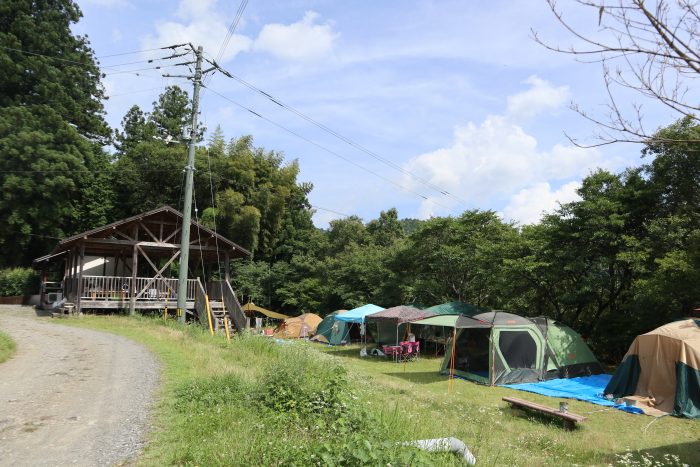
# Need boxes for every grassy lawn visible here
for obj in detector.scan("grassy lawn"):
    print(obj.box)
[0,328,16,364]
[56,315,697,466]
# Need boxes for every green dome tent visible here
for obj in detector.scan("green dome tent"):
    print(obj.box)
[310,310,347,345]
[441,311,603,385]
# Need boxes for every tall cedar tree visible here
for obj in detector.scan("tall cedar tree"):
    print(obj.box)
[0,0,112,266]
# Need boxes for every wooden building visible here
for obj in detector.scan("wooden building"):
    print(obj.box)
[33,206,250,331]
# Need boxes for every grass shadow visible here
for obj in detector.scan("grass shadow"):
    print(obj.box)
[610,440,700,466]
[383,370,446,385]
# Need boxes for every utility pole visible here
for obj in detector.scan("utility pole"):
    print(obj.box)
[159,44,218,322]
[176,45,203,322]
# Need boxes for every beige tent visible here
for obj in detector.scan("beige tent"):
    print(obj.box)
[273,313,323,339]
[605,319,700,418]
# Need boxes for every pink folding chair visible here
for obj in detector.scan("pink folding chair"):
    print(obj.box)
[400,341,420,362]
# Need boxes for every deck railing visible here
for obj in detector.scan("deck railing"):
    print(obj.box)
[78,275,197,301]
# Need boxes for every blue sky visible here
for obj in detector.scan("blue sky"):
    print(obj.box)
[72,0,678,226]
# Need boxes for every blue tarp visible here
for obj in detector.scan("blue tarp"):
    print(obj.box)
[335,304,385,324]
[502,374,643,414]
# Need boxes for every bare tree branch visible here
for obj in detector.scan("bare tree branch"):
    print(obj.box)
[536,0,700,145]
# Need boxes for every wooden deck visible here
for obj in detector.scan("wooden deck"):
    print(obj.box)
[78,299,195,310]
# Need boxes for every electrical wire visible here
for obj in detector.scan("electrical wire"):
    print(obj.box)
[97,47,174,59]
[103,63,184,76]
[207,64,468,208]
[106,87,168,98]
[205,148,223,279]
[311,205,352,218]
[0,44,188,71]
[203,85,457,215]
[214,0,249,66]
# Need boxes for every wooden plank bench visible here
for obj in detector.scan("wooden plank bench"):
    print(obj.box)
[503,396,587,429]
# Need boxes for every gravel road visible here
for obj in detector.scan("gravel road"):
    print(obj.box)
[0,306,159,466]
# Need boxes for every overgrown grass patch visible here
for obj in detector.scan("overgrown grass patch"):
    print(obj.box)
[0,328,16,363]
[56,315,698,466]
[58,315,458,466]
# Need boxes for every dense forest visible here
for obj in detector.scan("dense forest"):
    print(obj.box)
[1,1,699,360]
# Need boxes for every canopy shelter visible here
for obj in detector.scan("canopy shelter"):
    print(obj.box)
[32,206,250,321]
[273,313,323,339]
[441,311,603,386]
[412,314,461,327]
[418,302,487,348]
[366,305,436,346]
[425,301,487,316]
[241,302,290,321]
[604,319,700,418]
[311,310,350,345]
[335,304,385,323]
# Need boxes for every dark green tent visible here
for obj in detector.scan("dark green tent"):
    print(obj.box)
[441,311,603,385]
[310,310,359,346]
[425,301,487,316]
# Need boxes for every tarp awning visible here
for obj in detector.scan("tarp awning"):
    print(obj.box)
[335,304,385,323]
[411,314,461,327]
[242,302,290,320]
[365,305,435,324]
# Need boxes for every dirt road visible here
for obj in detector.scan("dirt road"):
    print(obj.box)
[0,306,159,466]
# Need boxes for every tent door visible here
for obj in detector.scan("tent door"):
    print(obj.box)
[493,327,544,373]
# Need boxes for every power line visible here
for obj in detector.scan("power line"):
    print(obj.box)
[311,205,352,218]
[204,85,456,214]
[4,230,63,240]
[214,0,249,65]
[208,64,468,208]
[103,63,186,76]
[107,87,168,98]
[0,44,187,71]
[96,46,174,59]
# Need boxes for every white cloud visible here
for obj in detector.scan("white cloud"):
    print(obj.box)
[403,77,609,222]
[502,181,581,225]
[141,0,251,63]
[507,76,570,121]
[253,11,338,61]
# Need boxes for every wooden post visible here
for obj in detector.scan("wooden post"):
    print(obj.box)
[224,253,230,283]
[129,241,138,315]
[76,242,85,313]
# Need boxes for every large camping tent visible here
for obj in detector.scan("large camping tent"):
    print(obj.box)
[310,310,354,345]
[412,314,461,351]
[365,306,436,346]
[441,311,603,385]
[273,313,323,339]
[333,304,385,346]
[604,319,700,418]
[418,302,487,344]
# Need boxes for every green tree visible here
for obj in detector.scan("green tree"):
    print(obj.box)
[396,211,515,307]
[0,0,111,266]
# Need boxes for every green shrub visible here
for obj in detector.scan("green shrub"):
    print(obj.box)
[0,330,16,364]
[0,267,39,296]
